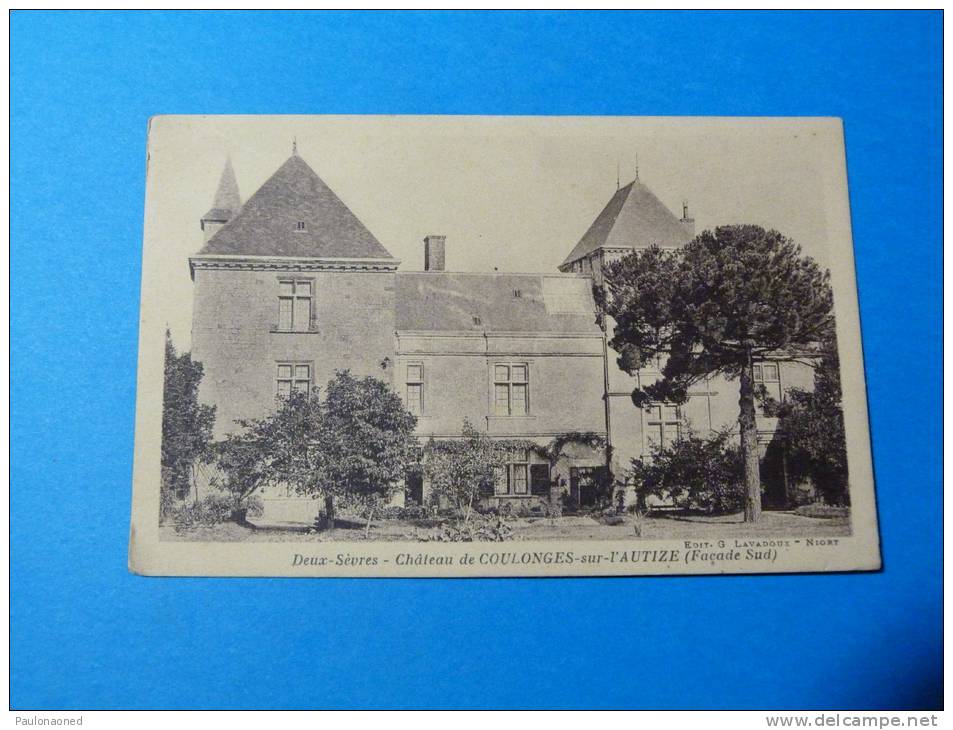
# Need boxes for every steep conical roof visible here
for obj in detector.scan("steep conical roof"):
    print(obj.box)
[202,158,241,222]
[560,179,692,267]
[198,155,394,259]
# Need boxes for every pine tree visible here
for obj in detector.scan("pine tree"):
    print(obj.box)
[602,225,834,521]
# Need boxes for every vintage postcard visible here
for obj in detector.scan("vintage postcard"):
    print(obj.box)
[129,115,879,577]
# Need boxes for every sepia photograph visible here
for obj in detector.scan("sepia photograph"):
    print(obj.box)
[130,115,878,576]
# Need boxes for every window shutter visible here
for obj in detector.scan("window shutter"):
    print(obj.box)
[530,464,551,496]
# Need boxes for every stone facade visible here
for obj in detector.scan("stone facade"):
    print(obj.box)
[187,153,816,521]
[191,263,397,438]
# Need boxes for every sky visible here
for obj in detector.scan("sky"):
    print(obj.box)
[142,116,843,349]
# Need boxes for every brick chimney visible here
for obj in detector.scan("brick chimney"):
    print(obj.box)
[680,201,695,238]
[424,235,446,271]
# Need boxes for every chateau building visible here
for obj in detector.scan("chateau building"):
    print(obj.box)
[189,151,814,519]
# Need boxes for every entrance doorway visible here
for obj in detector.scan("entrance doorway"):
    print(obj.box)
[570,466,607,508]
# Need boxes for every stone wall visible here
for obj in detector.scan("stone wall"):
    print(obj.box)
[394,331,607,439]
[191,265,397,438]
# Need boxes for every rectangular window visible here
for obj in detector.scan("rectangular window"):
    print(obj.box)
[753,361,782,404]
[645,403,680,451]
[493,466,508,496]
[277,279,312,332]
[494,384,510,416]
[494,453,531,496]
[406,385,422,415]
[276,362,311,399]
[511,384,527,415]
[512,463,528,495]
[405,363,424,416]
[492,362,529,416]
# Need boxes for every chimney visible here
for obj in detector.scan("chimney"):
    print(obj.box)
[424,235,446,271]
[680,200,695,238]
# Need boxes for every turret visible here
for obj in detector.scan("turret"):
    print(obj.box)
[201,157,241,242]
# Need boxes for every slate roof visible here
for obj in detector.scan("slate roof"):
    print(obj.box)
[202,207,234,222]
[198,155,394,260]
[396,272,601,334]
[560,179,692,267]
[202,158,241,222]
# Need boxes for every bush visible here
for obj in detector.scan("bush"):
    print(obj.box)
[171,494,262,530]
[422,513,515,542]
[793,503,850,520]
[380,504,431,521]
[560,493,580,513]
[628,428,744,514]
[508,501,536,518]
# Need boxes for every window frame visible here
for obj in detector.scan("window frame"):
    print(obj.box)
[494,451,531,496]
[276,277,314,333]
[491,362,530,417]
[753,360,783,409]
[405,362,425,417]
[644,402,681,453]
[275,360,313,400]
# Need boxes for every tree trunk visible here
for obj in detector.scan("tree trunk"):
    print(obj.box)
[635,488,647,513]
[324,494,335,532]
[739,350,763,522]
[364,505,373,539]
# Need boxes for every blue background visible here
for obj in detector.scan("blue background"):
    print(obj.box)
[11,11,942,710]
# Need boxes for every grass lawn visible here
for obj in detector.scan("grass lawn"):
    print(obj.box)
[161,509,850,543]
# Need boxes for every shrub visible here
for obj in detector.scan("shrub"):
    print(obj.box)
[423,512,515,542]
[793,503,850,520]
[628,428,745,514]
[507,501,536,518]
[171,494,263,531]
[560,493,580,513]
[380,504,431,521]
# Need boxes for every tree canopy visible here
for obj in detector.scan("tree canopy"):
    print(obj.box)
[320,370,419,524]
[161,330,216,504]
[423,419,506,523]
[603,226,833,405]
[774,327,849,505]
[225,371,418,532]
[602,225,835,521]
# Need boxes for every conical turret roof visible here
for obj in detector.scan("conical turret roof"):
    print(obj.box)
[202,158,241,223]
[560,179,692,267]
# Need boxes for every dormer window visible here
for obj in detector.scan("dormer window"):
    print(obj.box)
[295,221,306,232]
